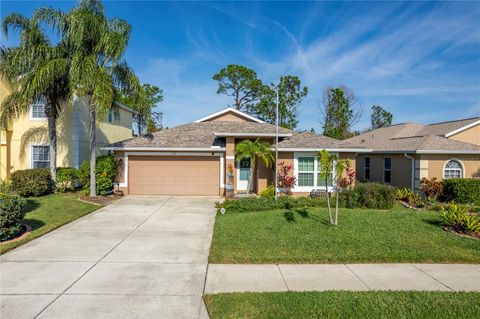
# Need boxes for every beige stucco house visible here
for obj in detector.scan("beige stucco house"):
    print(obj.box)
[105,108,368,196]
[0,78,134,180]
[345,118,480,190]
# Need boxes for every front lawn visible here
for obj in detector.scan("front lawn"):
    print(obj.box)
[0,192,99,254]
[209,204,480,263]
[204,291,480,319]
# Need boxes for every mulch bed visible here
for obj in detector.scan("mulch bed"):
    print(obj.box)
[78,194,122,206]
[442,226,479,240]
[0,224,32,245]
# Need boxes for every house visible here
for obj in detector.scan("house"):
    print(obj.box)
[104,108,369,196]
[0,78,134,180]
[345,118,480,190]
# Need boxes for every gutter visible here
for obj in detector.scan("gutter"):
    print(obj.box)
[100,147,226,152]
[404,153,415,191]
[214,132,292,137]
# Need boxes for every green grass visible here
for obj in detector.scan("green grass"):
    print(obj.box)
[0,192,99,254]
[209,204,480,263]
[204,291,480,319]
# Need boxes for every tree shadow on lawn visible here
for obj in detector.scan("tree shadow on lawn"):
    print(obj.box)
[24,199,41,213]
[22,218,45,231]
[283,208,330,225]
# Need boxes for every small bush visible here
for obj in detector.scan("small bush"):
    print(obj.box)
[443,179,480,205]
[421,177,443,200]
[440,203,480,235]
[0,179,12,194]
[259,184,275,200]
[216,196,328,214]
[341,182,395,209]
[394,188,424,207]
[10,168,54,197]
[80,155,118,195]
[0,193,27,241]
[56,167,81,192]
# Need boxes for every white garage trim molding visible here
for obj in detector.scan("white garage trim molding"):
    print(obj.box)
[118,151,224,188]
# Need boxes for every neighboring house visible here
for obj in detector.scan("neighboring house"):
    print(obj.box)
[104,108,368,196]
[345,118,480,190]
[0,78,134,180]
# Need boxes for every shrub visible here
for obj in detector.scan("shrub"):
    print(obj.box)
[0,193,27,241]
[421,177,443,200]
[0,179,12,194]
[215,196,328,214]
[259,184,275,200]
[443,179,480,205]
[394,188,424,207]
[440,203,480,235]
[341,182,395,209]
[10,168,54,197]
[80,155,118,195]
[277,162,296,195]
[56,167,81,193]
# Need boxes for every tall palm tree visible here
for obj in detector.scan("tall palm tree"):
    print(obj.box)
[235,139,274,195]
[34,0,142,197]
[318,149,334,224]
[0,13,70,184]
[332,157,349,226]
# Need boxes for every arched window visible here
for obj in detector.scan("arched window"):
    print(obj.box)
[444,160,463,179]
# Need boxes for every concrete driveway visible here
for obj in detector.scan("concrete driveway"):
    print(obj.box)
[1,196,218,319]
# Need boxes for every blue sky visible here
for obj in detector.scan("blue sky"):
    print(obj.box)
[2,1,479,131]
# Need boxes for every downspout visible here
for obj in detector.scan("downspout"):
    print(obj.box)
[404,153,415,191]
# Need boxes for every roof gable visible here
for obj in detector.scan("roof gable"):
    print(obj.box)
[194,108,265,123]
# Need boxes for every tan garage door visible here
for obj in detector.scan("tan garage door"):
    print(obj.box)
[128,156,219,195]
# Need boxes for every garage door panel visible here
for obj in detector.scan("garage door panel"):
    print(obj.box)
[128,156,219,195]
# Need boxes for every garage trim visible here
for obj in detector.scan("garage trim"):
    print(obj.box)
[119,151,224,188]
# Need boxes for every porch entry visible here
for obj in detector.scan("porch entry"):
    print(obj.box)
[237,158,252,191]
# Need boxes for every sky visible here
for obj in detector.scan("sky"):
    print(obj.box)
[1,0,479,132]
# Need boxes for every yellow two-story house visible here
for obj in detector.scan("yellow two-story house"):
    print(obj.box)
[0,78,134,181]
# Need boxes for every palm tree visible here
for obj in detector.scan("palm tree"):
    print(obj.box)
[318,149,349,226]
[235,139,274,195]
[318,149,334,224]
[332,157,349,226]
[0,13,70,184]
[34,0,142,197]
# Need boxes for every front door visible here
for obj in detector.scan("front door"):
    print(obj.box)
[237,158,251,191]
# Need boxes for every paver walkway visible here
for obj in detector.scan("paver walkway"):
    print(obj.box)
[1,196,218,319]
[205,264,480,293]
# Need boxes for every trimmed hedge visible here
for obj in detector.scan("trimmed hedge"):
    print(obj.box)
[0,193,27,241]
[11,168,54,197]
[216,196,328,214]
[56,167,81,193]
[340,182,395,210]
[80,155,118,195]
[443,179,480,205]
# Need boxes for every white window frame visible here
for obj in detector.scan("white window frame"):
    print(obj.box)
[293,152,336,192]
[364,157,371,180]
[29,97,47,120]
[443,159,464,179]
[383,157,392,184]
[30,144,50,169]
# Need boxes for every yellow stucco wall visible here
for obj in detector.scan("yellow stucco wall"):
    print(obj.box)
[448,124,480,146]
[0,78,133,177]
[356,154,413,188]
[420,154,480,179]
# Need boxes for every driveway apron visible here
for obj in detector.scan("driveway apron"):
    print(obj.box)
[1,196,218,319]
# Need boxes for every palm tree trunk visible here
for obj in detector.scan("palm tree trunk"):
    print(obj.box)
[335,186,339,226]
[88,100,96,197]
[47,115,57,185]
[326,175,333,224]
[137,118,142,136]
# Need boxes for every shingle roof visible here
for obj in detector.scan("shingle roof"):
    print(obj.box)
[345,118,480,153]
[277,131,364,150]
[109,121,293,149]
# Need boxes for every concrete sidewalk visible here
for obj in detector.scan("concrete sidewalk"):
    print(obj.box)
[205,264,480,293]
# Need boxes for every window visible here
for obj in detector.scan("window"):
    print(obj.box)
[32,145,50,168]
[31,96,47,119]
[444,160,463,179]
[317,160,333,186]
[298,157,314,186]
[384,158,391,183]
[364,157,371,180]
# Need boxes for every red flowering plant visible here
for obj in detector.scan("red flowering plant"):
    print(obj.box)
[277,161,297,195]
[338,167,356,191]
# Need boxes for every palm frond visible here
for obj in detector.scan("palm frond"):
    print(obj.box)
[2,13,29,37]
[0,91,30,129]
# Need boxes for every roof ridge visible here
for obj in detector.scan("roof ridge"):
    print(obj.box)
[426,117,480,126]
